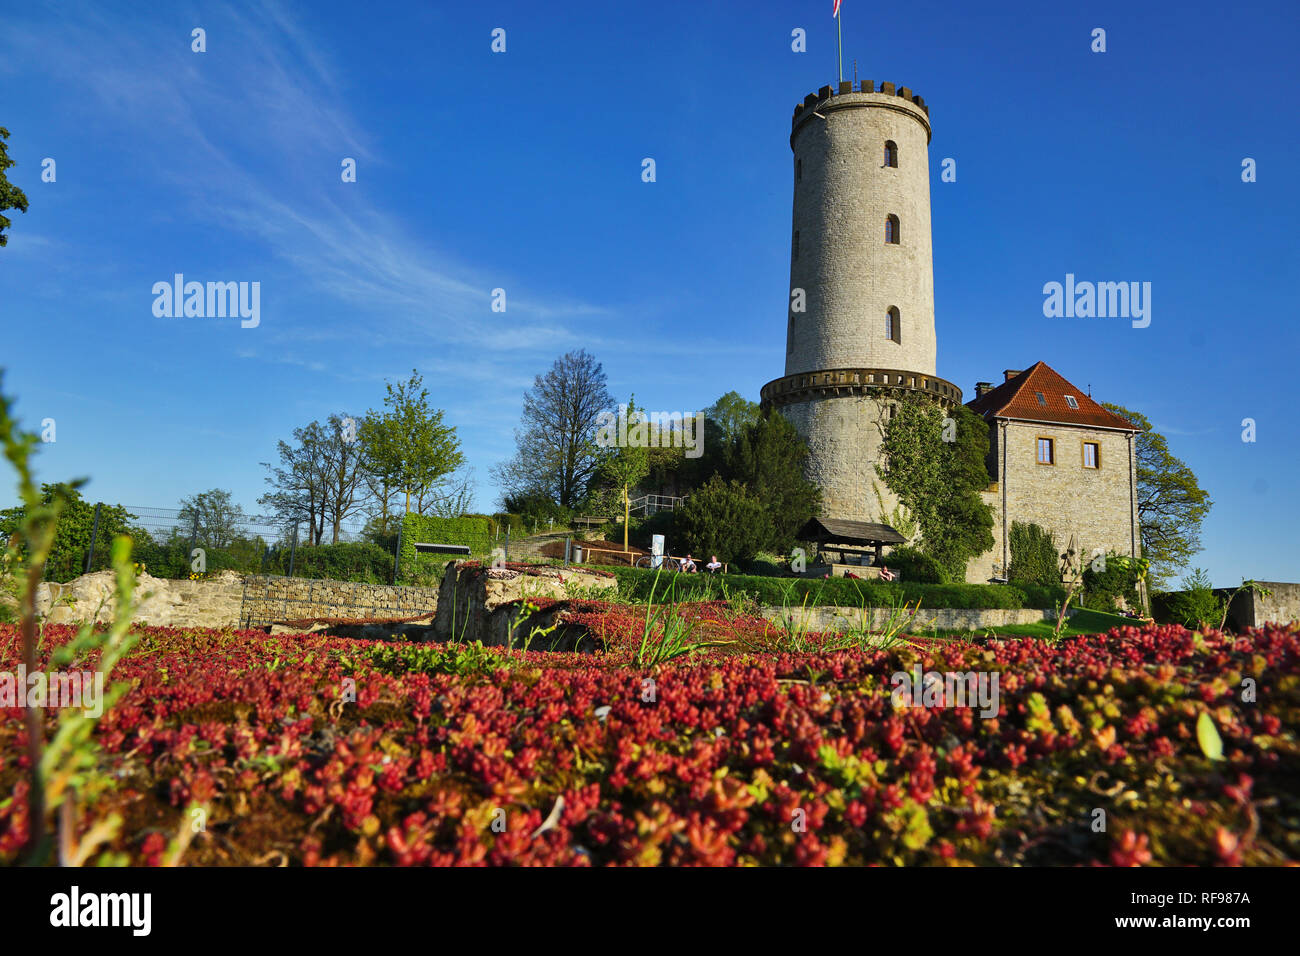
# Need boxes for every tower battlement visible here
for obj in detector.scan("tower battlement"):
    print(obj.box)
[792,81,931,140]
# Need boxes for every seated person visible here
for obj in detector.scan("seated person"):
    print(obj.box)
[706,555,722,574]
[680,553,698,573]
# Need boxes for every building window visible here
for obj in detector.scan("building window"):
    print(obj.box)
[885,214,900,244]
[796,158,802,182]
[1065,395,1079,409]
[1036,437,1055,465]
[1083,442,1099,469]
[1035,391,1046,406]
[886,306,901,343]
[884,140,898,167]
[793,230,800,259]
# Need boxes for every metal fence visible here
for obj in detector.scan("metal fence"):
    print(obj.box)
[72,504,374,581]
[48,502,580,585]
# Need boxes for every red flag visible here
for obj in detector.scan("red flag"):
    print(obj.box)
[833,0,842,16]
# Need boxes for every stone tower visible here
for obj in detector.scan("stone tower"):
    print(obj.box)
[761,81,961,525]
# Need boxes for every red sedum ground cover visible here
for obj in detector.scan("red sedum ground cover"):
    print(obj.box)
[1,614,1296,866]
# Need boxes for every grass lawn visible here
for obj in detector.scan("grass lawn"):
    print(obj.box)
[919,607,1147,641]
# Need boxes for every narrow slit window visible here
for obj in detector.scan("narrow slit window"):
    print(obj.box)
[885,214,900,244]
[793,230,800,259]
[884,140,898,167]
[796,158,802,182]
[886,306,901,343]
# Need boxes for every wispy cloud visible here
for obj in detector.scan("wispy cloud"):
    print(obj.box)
[3,0,611,353]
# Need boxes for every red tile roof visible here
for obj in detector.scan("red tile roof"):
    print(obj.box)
[965,362,1139,431]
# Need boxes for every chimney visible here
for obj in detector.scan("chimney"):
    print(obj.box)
[1003,369,1023,382]
[974,382,994,397]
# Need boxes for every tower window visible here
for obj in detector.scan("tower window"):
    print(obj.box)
[886,306,901,343]
[796,158,802,182]
[793,230,800,260]
[885,215,900,244]
[884,140,898,168]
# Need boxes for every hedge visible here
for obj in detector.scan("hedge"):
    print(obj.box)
[262,542,395,583]
[130,538,271,579]
[605,566,1065,610]
[399,513,493,584]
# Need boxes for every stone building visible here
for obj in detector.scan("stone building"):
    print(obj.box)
[965,363,1141,582]
[759,81,1140,582]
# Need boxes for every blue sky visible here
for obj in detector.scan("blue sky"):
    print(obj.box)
[1,0,1297,586]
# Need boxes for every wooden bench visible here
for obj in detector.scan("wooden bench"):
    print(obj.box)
[413,542,472,556]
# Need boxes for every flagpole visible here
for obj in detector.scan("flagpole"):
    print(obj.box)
[837,10,843,85]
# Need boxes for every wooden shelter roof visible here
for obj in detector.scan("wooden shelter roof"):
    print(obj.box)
[797,517,906,546]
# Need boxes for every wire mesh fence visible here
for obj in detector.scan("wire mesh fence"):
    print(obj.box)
[38,504,579,585]
[59,504,377,582]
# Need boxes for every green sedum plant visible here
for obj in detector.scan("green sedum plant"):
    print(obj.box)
[1,373,142,865]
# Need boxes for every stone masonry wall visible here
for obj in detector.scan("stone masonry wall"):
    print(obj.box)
[761,604,1058,634]
[36,571,246,628]
[786,89,936,377]
[966,420,1139,583]
[779,393,901,526]
[34,570,440,629]
[1227,583,1300,628]
[240,576,440,627]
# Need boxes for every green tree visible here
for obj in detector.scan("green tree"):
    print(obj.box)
[492,350,613,510]
[0,128,29,247]
[176,488,247,549]
[596,396,651,552]
[1166,567,1223,629]
[0,484,137,581]
[363,370,464,515]
[673,476,768,563]
[1102,403,1212,588]
[259,420,330,544]
[722,409,821,554]
[704,391,760,447]
[879,396,994,581]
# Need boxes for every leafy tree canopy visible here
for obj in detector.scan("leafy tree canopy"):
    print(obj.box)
[879,396,994,582]
[0,484,138,581]
[721,409,821,556]
[493,350,612,510]
[0,127,30,247]
[1102,403,1211,588]
[673,476,768,564]
[363,370,464,515]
